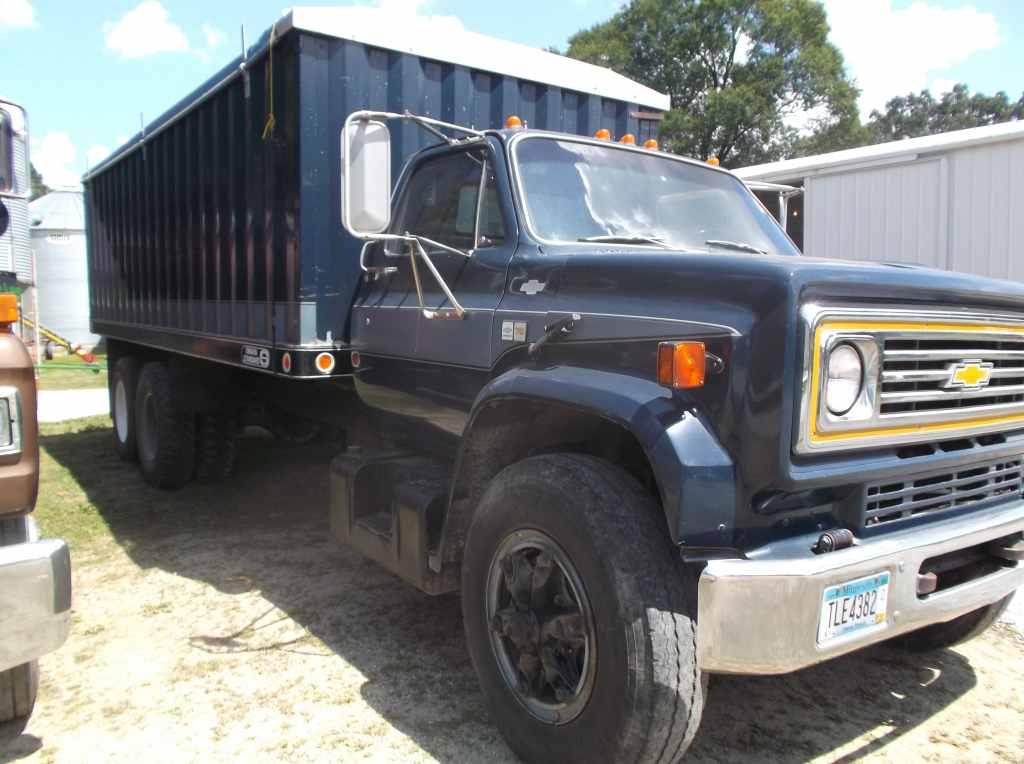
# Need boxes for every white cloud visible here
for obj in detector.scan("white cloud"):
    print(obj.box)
[823,0,1002,117]
[930,78,957,95]
[104,1,188,59]
[201,23,223,50]
[0,0,35,29]
[32,132,81,189]
[86,144,111,169]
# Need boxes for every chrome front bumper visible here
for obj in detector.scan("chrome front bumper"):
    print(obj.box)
[0,525,71,672]
[697,500,1024,675]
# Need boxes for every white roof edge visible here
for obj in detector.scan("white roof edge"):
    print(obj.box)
[735,119,1024,182]
[285,7,671,112]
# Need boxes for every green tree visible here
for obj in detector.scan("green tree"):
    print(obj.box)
[30,163,49,200]
[868,84,1024,142]
[567,0,859,167]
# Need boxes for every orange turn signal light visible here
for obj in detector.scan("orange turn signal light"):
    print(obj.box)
[643,139,659,150]
[594,128,612,141]
[504,115,523,129]
[706,156,720,166]
[657,341,706,389]
[0,294,18,328]
[619,133,636,145]
[315,352,335,374]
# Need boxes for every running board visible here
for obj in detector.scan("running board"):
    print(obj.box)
[329,448,458,594]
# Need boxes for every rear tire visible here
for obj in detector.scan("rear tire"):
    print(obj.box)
[461,453,706,764]
[110,357,141,461]
[893,595,1013,652]
[194,413,237,481]
[0,662,38,735]
[135,362,196,489]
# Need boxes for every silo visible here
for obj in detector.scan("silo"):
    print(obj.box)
[29,190,98,349]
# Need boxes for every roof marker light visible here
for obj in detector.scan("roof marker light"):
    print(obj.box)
[504,115,523,129]
[643,139,659,150]
[619,133,636,145]
[594,128,612,141]
[707,156,720,166]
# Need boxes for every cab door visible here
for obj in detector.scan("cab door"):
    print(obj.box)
[352,141,514,438]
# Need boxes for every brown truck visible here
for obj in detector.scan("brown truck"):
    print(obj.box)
[0,98,70,733]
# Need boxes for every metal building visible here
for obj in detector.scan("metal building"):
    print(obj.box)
[30,190,99,348]
[735,121,1024,281]
[0,102,32,284]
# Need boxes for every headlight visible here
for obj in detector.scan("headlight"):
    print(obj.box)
[825,343,863,415]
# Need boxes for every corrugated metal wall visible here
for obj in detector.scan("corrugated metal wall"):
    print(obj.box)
[0,125,32,283]
[801,137,1024,281]
[33,230,99,347]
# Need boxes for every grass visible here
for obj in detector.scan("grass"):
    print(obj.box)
[36,416,117,548]
[36,352,108,391]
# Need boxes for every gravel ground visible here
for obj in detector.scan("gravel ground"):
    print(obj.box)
[3,425,1023,763]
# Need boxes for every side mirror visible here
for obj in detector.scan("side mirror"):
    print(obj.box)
[340,118,391,237]
[0,109,13,195]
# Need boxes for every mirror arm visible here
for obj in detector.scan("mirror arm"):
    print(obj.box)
[359,240,397,278]
[412,239,466,319]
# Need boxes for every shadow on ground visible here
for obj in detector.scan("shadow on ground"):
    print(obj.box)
[26,422,979,762]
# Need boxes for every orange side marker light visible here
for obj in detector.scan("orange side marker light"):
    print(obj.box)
[657,341,706,389]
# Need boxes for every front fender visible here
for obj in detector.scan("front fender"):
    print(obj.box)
[465,366,736,548]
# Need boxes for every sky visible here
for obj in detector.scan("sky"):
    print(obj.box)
[2,0,1022,188]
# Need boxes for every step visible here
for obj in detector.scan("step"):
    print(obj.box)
[329,447,458,594]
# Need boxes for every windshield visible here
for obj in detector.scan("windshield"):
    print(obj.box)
[512,137,798,256]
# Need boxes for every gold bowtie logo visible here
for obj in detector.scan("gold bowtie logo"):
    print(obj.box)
[945,360,993,389]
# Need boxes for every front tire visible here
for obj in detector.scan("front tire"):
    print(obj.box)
[0,662,38,734]
[461,453,706,764]
[893,595,1013,652]
[135,362,196,489]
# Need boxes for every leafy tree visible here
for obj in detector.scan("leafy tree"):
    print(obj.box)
[30,163,49,200]
[566,0,859,167]
[868,84,1024,142]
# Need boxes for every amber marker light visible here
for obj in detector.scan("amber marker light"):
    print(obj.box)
[504,115,523,129]
[0,294,18,332]
[619,133,636,145]
[657,341,706,389]
[706,156,720,166]
[315,352,335,374]
[594,128,612,140]
[643,139,659,150]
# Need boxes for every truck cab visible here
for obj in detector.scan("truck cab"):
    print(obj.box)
[0,100,71,733]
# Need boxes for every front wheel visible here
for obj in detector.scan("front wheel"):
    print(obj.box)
[461,453,706,764]
[0,661,38,734]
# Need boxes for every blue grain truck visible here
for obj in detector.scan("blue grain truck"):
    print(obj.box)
[84,8,1023,761]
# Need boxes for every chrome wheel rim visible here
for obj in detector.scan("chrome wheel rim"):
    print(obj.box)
[114,379,129,442]
[485,528,597,725]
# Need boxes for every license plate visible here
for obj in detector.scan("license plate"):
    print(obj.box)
[817,572,890,646]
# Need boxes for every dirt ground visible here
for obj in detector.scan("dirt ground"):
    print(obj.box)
[2,419,1023,763]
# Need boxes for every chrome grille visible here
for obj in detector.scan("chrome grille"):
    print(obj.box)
[880,337,1024,416]
[864,457,1023,526]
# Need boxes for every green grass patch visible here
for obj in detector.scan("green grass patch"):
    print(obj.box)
[37,352,108,391]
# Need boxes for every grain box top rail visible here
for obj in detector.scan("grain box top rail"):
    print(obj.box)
[83,5,669,182]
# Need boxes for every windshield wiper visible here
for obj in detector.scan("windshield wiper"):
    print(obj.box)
[705,239,767,255]
[578,234,672,250]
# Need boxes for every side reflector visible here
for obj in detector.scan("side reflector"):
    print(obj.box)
[504,115,523,129]
[0,294,17,329]
[315,352,335,374]
[643,139,659,150]
[706,156,720,166]
[594,128,612,141]
[657,341,706,389]
[281,351,292,373]
[619,133,636,145]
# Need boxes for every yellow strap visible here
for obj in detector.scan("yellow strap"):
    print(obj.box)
[261,22,277,141]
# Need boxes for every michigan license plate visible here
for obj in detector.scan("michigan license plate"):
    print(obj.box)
[817,572,890,646]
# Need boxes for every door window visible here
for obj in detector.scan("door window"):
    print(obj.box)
[389,149,505,253]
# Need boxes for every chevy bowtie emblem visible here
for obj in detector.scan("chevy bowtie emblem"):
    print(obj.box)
[944,360,993,389]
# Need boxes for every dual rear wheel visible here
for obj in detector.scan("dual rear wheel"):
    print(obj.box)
[109,358,235,489]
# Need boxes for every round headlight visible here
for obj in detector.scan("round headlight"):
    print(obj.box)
[825,343,863,415]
